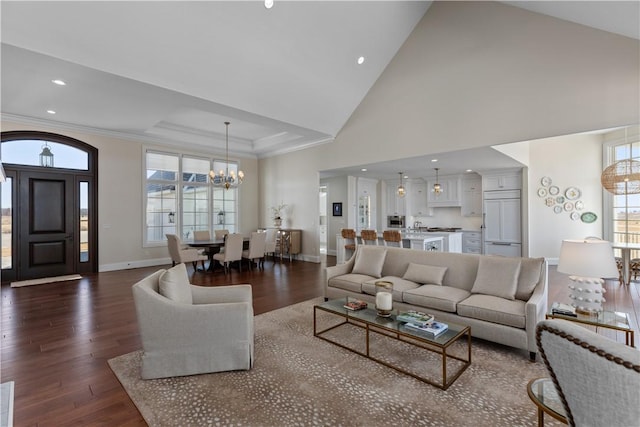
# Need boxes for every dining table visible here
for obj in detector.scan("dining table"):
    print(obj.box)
[611,242,640,285]
[186,237,249,272]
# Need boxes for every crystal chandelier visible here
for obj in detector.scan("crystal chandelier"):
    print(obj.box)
[209,121,244,190]
[432,168,443,195]
[397,172,406,198]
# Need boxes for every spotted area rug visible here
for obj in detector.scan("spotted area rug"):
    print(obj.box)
[108,298,564,426]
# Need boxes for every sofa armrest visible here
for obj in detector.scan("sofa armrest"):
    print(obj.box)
[191,284,253,305]
[525,259,549,353]
[326,250,357,281]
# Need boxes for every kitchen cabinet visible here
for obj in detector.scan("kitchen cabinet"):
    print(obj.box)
[424,232,463,253]
[427,175,461,207]
[408,179,431,216]
[483,190,521,257]
[461,175,482,217]
[482,171,521,191]
[386,180,406,216]
[462,231,482,254]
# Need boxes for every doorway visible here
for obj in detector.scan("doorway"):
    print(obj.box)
[319,186,327,255]
[1,131,98,282]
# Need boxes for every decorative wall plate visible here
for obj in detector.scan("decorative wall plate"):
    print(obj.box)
[548,186,560,196]
[563,201,573,211]
[570,212,580,221]
[540,176,552,187]
[581,212,597,223]
[556,196,565,204]
[553,206,563,214]
[545,197,555,207]
[574,201,584,210]
[565,187,581,200]
[537,188,547,197]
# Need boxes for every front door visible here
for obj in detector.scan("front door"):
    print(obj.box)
[19,171,75,280]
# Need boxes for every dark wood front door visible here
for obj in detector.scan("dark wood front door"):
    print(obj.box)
[19,171,75,280]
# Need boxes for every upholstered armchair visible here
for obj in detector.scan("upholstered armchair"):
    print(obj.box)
[132,263,254,379]
[536,319,640,427]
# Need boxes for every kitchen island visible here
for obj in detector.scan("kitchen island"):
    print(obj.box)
[335,232,449,264]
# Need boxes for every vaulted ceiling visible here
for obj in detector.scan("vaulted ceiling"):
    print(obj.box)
[1,1,638,162]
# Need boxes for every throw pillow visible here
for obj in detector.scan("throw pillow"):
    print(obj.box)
[159,263,193,304]
[403,263,448,285]
[515,257,544,300]
[352,246,387,278]
[471,256,521,300]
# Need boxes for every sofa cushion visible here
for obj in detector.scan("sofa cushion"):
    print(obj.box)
[403,285,471,313]
[403,263,447,285]
[515,257,544,301]
[159,263,193,304]
[471,257,521,300]
[352,246,387,278]
[457,294,526,329]
[362,276,421,301]
[328,274,374,293]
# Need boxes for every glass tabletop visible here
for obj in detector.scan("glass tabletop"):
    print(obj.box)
[528,378,566,420]
[548,308,631,331]
[317,298,468,346]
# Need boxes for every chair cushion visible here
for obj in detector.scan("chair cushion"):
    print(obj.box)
[362,276,421,301]
[457,294,526,329]
[158,263,193,304]
[352,246,387,278]
[471,256,521,300]
[402,285,471,313]
[403,263,447,285]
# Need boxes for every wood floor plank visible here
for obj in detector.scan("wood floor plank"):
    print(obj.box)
[2,256,637,425]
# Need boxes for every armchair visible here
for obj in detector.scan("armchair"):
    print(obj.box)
[536,319,640,427]
[132,263,254,379]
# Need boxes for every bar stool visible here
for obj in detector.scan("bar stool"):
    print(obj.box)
[341,229,357,259]
[360,229,378,245]
[383,230,402,247]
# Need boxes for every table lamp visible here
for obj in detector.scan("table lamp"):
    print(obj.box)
[557,239,618,314]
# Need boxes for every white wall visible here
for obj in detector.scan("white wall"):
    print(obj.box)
[259,1,639,261]
[320,175,348,255]
[1,120,259,271]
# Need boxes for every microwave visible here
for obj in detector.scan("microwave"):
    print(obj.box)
[387,215,405,228]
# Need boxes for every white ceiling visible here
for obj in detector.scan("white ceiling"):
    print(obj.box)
[1,1,638,176]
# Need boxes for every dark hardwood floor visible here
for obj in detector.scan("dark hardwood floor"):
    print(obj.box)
[1,256,638,426]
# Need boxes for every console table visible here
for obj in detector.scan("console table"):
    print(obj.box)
[277,229,301,261]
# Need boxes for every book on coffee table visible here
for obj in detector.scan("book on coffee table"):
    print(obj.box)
[551,302,577,317]
[404,321,448,336]
[396,310,434,326]
[343,299,368,311]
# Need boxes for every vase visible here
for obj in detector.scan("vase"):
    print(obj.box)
[274,218,282,227]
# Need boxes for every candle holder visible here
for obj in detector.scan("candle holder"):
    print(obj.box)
[374,280,394,317]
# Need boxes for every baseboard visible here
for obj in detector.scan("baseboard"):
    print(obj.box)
[99,257,171,272]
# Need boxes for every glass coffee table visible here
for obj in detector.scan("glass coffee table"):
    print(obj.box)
[314,298,471,390]
[546,308,634,347]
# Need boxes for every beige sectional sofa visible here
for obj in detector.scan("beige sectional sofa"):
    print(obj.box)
[325,245,548,360]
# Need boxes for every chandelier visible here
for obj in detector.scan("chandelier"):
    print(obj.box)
[209,121,244,190]
[432,168,443,195]
[397,172,406,198]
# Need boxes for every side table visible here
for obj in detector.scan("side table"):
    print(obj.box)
[527,378,567,426]
[546,309,634,347]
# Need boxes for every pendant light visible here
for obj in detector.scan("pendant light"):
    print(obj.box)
[209,121,244,190]
[432,168,443,195]
[601,128,640,195]
[397,172,406,198]
[39,142,54,167]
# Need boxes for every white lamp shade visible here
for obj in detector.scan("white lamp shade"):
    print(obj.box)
[557,239,618,278]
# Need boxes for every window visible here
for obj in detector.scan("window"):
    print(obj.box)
[144,151,239,245]
[604,128,640,257]
[1,139,88,169]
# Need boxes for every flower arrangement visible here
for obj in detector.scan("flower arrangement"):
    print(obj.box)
[270,202,287,219]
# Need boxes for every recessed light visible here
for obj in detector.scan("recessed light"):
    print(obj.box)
[52,79,66,86]
[357,56,365,65]
[466,169,473,173]
[431,159,438,162]
[361,168,367,172]
[47,110,56,114]
[264,0,274,9]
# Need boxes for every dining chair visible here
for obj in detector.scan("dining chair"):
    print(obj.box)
[382,230,402,247]
[264,228,278,260]
[360,229,378,245]
[165,234,208,270]
[212,233,244,274]
[193,230,213,258]
[214,229,229,254]
[242,231,267,270]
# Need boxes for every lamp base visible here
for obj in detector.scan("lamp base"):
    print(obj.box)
[568,276,606,314]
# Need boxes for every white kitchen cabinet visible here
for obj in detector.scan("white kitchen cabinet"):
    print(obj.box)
[386,179,407,216]
[461,175,482,217]
[426,175,461,207]
[425,232,463,253]
[484,242,522,257]
[482,171,521,191]
[408,179,432,216]
[462,231,482,254]
[483,197,521,243]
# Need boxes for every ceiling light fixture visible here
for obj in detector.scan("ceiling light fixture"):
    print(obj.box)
[51,79,66,86]
[361,168,367,172]
[264,0,274,9]
[39,142,54,167]
[431,159,438,162]
[357,56,365,65]
[397,172,406,198]
[209,122,244,190]
[46,110,56,114]
[432,168,443,195]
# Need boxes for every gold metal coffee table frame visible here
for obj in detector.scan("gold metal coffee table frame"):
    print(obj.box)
[546,309,634,347]
[314,299,471,390]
